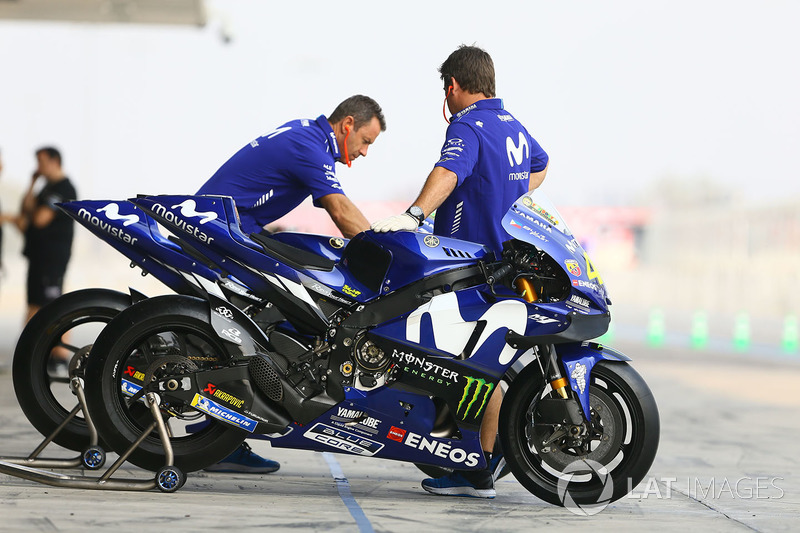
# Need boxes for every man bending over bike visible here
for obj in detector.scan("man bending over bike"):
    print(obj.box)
[198,95,386,472]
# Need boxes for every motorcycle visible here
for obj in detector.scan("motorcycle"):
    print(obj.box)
[81,190,659,505]
[11,198,339,452]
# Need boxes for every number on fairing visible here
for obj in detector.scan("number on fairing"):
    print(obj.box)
[583,252,604,285]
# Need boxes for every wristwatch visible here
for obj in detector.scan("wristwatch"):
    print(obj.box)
[406,206,425,227]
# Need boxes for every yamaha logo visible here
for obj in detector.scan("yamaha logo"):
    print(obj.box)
[423,235,440,248]
[329,237,345,249]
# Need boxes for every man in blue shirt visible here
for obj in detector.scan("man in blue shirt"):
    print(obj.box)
[199,95,385,238]
[372,45,548,498]
[199,96,385,474]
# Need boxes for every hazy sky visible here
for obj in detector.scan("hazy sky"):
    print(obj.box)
[1,0,798,207]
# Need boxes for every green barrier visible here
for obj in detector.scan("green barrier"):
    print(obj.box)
[732,312,750,351]
[690,311,708,350]
[783,314,798,354]
[647,309,665,347]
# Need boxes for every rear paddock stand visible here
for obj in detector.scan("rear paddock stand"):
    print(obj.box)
[0,376,106,470]
[0,391,186,493]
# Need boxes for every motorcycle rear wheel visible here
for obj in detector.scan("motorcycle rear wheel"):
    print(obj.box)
[85,295,247,472]
[12,288,131,451]
[500,360,659,507]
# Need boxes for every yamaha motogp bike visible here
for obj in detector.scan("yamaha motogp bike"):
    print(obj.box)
[11,199,340,453]
[82,190,659,505]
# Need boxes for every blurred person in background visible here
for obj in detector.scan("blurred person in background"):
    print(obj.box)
[197,95,386,474]
[0,146,77,374]
[0,148,4,273]
[372,45,549,498]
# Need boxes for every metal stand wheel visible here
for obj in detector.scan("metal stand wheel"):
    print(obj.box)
[0,392,184,493]
[82,446,106,470]
[156,466,186,493]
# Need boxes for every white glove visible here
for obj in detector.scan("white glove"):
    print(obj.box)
[371,213,419,233]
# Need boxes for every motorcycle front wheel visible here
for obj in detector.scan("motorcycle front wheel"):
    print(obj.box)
[500,360,659,507]
[84,295,247,472]
[12,288,132,451]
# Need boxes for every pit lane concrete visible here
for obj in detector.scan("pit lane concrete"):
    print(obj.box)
[0,342,797,532]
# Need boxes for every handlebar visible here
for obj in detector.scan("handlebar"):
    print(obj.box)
[487,263,515,285]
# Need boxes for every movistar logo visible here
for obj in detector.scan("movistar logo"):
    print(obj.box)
[506,132,529,166]
[171,199,218,224]
[457,377,495,419]
[97,203,139,226]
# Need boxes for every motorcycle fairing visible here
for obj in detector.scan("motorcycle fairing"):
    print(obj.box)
[363,334,498,431]
[134,194,493,304]
[368,287,568,375]
[131,195,337,333]
[337,231,492,300]
[270,232,348,262]
[265,387,487,470]
[501,191,610,310]
[58,199,217,295]
[556,342,632,416]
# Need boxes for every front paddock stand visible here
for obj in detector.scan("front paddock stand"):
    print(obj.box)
[0,392,186,493]
[1,376,106,470]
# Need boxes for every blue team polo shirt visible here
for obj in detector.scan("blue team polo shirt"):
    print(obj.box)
[433,98,548,255]
[197,115,345,234]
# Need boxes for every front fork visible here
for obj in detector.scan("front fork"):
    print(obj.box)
[542,345,570,400]
[534,345,586,427]
[539,341,633,422]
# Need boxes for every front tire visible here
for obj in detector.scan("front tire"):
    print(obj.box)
[85,295,247,473]
[500,360,659,507]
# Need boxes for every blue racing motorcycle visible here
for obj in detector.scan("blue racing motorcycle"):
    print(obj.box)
[11,199,339,453]
[81,191,659,505]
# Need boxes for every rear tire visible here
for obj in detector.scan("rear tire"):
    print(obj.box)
[85,295,246,473]
[12,289,131,451]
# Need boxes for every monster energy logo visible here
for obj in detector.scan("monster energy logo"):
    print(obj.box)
[457,377,495,419]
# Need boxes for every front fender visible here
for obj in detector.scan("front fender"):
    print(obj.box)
[556,342,631,417]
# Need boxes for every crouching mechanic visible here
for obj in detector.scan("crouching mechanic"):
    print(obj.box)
[198,95,386,473]
[372,45,548,498]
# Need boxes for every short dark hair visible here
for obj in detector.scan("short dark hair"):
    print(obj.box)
[36,146,62,166]
[439,45,496,98]
[329,95,386,131]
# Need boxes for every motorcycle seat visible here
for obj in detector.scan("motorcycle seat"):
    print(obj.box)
[249,232,336,272]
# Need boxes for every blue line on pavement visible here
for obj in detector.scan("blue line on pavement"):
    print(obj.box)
[322,452,374,533]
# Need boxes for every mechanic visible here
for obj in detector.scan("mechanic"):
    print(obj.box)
[197,94,385,474]
[371,45,548,498]
[198,94,385,238]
